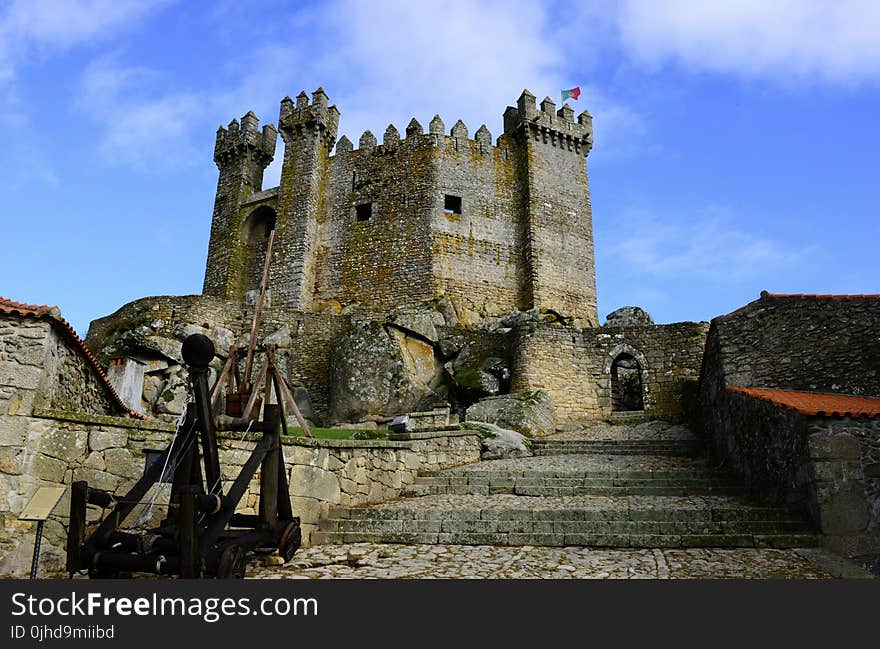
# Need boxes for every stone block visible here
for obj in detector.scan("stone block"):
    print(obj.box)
[0,417,28,446]
[0,362,42,390]
[817,485,870,534]
[103,447,145,480]
[28,424,87,463]
[0,447,22,474]
[289,496,324,527]
[808,433,862,460]
[823,533,873,557]
[27,453,67,483]
[811,460,864,482]
[72,467,120,492]
[89,429,128,451]
[289,464,341,503]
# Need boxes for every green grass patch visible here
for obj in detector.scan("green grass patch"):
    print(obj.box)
[284,427,390,440]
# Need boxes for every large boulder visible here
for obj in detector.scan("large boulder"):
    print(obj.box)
[328,321,446,424]
[604,306,654,327]
[462,421,533,460]
[465,390,556,437]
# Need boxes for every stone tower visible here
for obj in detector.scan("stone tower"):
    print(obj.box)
[274,88,340,310]
[203,112,277,300]
[503,90,596,324]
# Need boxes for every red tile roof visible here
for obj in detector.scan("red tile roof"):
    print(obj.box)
[0,296,147,419]
[728,387,880,418]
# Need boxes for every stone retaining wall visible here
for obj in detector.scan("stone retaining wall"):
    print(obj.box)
[0,410,480,577]
[701,389,880,568]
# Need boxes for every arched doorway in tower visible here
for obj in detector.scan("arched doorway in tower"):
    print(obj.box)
[240,205,276,299]
[611,353,644,411]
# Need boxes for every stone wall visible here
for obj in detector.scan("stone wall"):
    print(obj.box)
[697,388,880,568]
[0,409,480,577]
[0,412,172,577]
[315,127,437,314]
[702,293,880,396]
[510,321,709,423]
[430,128,527,318]
[1,314,124,419]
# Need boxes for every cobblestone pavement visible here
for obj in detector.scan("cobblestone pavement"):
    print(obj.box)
[546,421,696,441]
[249,543,862,579]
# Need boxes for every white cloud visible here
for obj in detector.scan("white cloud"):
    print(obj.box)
[77,57,202,169]
[616,0,880,84]
[73,0,648,172]
[603,207,812,281]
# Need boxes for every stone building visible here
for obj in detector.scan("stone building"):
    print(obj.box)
[698,292,880,568]
[86,88,708,429]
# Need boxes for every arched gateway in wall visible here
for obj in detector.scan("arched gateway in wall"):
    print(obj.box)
[604,344,648,412]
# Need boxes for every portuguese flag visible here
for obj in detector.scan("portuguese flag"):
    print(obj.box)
[561,87,581,102]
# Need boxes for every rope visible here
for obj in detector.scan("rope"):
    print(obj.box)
[131,401,194,529]
[197,419,255,524]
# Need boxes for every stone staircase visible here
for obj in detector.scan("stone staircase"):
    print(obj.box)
[314,431,819,549]
[530,438,703,456]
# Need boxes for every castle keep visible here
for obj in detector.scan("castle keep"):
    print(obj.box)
[203,88,598,325]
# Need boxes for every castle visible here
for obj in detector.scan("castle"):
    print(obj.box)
[204,88,597,325]
[85,87,708,428]
[1,87,878,575]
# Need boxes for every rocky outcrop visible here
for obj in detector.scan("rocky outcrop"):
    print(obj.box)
[462,421,533,460]
[465,390,556,437]
[328,322,446,424]
[604,306,654,327]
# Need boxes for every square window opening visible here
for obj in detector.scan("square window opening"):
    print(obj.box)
[444,194,462,215]
[355,202,373,222]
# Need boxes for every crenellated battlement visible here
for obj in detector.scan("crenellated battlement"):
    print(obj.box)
[333,115,497,158]
[278,87,339,150]
[503,89,593,156]
[213,110,277,168]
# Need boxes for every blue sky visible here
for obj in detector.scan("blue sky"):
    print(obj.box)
[1,0,878,335]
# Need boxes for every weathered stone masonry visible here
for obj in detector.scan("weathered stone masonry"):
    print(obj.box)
[511,321,709,424]
[698,293,880,566]
[201,88,597,325]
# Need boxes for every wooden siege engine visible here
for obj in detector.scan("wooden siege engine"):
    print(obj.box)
[65,333,301,579]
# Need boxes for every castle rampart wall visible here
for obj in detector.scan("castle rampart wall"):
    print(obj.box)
[699,294,880,397]
[511,321,709,423]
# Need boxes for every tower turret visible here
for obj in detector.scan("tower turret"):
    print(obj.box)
[503,89,597,325]
[273,88,340,310]
[203,111,277,299]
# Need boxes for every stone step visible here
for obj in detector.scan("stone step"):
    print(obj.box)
[532,447,701,457]
[312,529,817,549]
[531,440,700,449]
[326,503,808,524]
[322,517,810,535]
[413,472,736,485]
[402,483,745,497]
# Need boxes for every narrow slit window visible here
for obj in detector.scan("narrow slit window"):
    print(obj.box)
[355,202,373,222]
[444,195,462,215]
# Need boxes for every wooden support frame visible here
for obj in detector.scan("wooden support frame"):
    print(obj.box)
[66,333,301,579]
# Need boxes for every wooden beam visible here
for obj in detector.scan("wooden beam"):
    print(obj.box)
[271,364,313,438]
[210,347,236,408]
[243,228,275,387]
[242,358,268,421]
